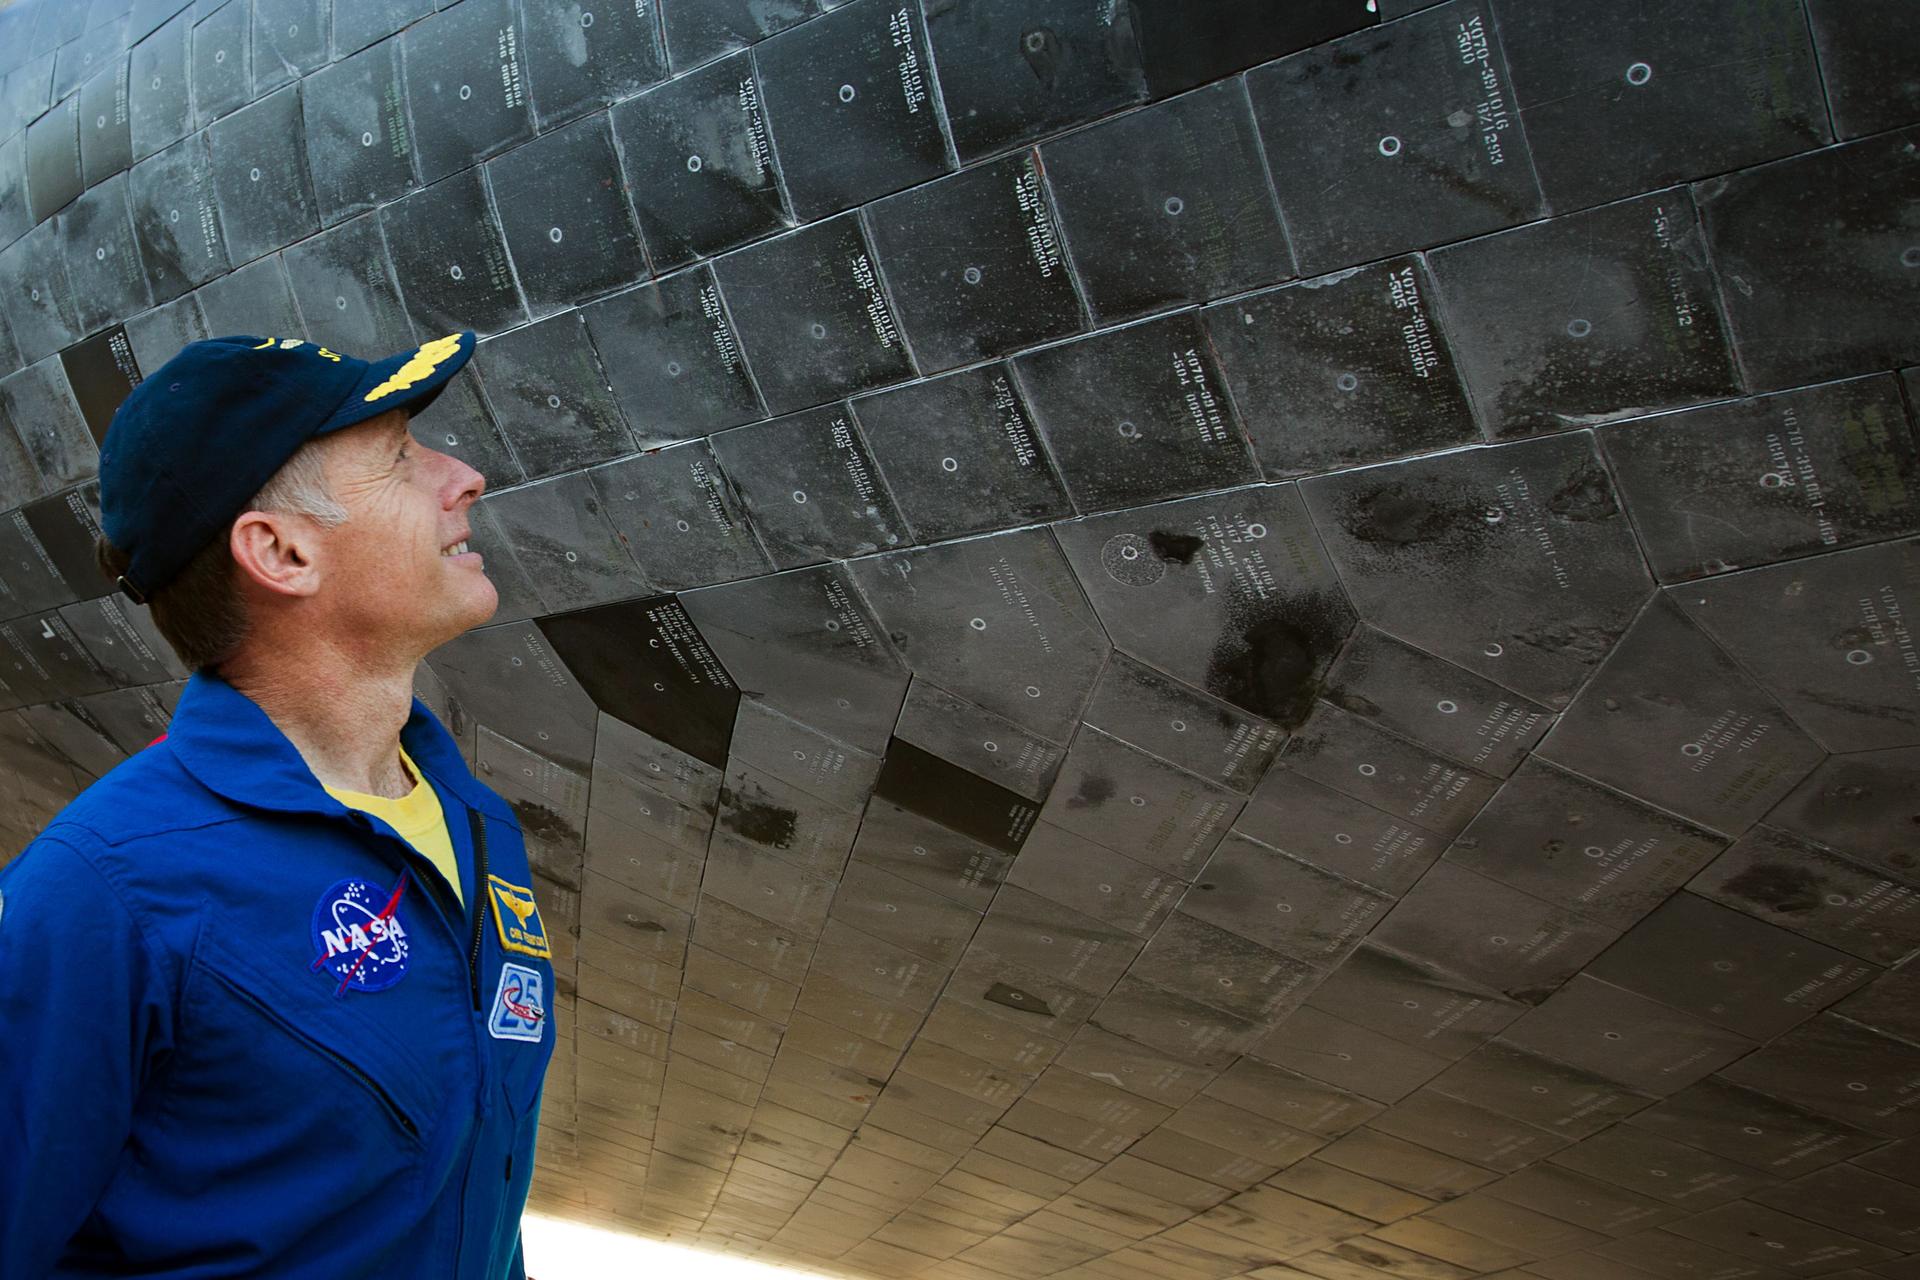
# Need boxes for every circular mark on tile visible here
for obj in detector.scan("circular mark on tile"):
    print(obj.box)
[289,23,299,35]
[676,519,690,532]
[1025,30,1047,52]
[1712,959,1735,972]
[970,617,986,631]
[564,551,578,563]
[581,10,595,26]
[249,167,261,182]
[1164,195,1184,216]
[963,265,982,285]
[1378,134,1402,157]
[1247,523,1267,539]
[1760,471,1788,488]
[96,114,106,128]
[1681,742,1704,756]
[1567,317,1592,338]
[666,360,682,376]
[449,264,464,280]
[95,247,105,260]
[1484,642,1504,657]
[1603,1030,1623,1040]
[941,456,958,472]
[1903,247,1920,268]
[1827,892,1850,906]
[810,322,827,339]
[839,84,857,103]
[510,656,523,666]
[168,209,179,223]
[1848,1081,1870,1092]
[983,740,998,753]
[546,394,562,408]
[1117,419,1139,439]
[1847,649,1874,664]
[1436,699,1458,714]
[1336,372,1359,392]
[459,84,473,100]
[687,154,703,172]
[1586,845,1606,858]
[1334,832,1353,844]
[1130,795,1146,807]
[549,226,564,243]
[1491,935,1508,946]
[1626,61,1653,86]
[362,131,375,146]
[1170,719,1186,732]
[444,434,459,446]
[791,489,807,504]
[824,618,840,631]
[336,296,348,309]
[1357,763,1377,776]
[152,75,162,89]
[1276,902,1293,913]
[1101,532,1164,585]
[215,48,226,63]
[1025,685,1040,698]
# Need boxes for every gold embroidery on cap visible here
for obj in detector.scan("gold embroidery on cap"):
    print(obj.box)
[363,334,463,403]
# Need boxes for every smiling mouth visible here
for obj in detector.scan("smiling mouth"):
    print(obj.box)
[441,539,471,557]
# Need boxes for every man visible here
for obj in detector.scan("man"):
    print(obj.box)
[0,333,555,1278]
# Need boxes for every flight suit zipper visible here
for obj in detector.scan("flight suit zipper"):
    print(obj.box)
[468,808,489,1011]
[455,805,493,1277]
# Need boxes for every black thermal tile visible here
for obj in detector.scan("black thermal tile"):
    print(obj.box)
[485,112,648,315]
[1492,0,1831,213]
[205,85,319,266]
[862,150,1084,372]
[57,173,151,336]
[921,0,1149,163]
[1248,2,1545,277]
[1043,78,1291,322]
[127,132,229,303]
[581,265,767,446]
[754,0,952,221]
[0,133,25,248]
[1427,189,1739,438]
[301,36,419,227]
[194,254,303,338]
[332,0,430,60]
[1129,0,1376,98]
[57,328,141,444]
[127,9,191,162]
[1696,128,1920,394]
[609,49,790,271]
[278,212,418,355]
[401,0,535,185]
[0,221,80,363]
[380,167,528,339]
[707,404,909,568]
[1203,256,1479,476]
[848,363,1072,542]
[522,0,667,128]
[709,212,913,415]
[78,57,132,187]
[472,309,636,480]
[660,0,818,74]
[1010,309,1259,513]
[188,0,251,128]
[1805,0,1920,141]
[26,92,82,222]
[249,0,329,97]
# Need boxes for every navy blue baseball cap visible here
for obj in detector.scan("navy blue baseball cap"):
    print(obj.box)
[99,332,476,605]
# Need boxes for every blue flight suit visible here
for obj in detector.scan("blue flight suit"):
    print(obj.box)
[0,668,556,1277]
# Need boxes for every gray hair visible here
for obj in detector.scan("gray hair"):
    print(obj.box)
[251,434,350,527]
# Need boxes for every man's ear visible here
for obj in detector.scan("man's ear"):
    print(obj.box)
[230,510,323,599]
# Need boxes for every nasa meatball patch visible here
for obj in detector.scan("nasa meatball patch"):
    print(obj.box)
[311,876,412,994]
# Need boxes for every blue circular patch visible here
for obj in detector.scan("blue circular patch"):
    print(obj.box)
[311,876,413,994]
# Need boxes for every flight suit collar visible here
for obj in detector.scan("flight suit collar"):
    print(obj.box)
[165,666,517,826]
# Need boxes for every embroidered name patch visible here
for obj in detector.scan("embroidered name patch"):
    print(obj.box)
[487,875,551,959]
[489,962,547,1043]
[311,874,412,995]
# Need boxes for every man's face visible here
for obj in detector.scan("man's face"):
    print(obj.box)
[312,406,495,653]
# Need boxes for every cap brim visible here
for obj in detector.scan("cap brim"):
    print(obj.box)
[315,331,477,435]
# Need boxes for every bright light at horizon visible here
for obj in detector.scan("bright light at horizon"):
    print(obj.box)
[522,1213,846,1280]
